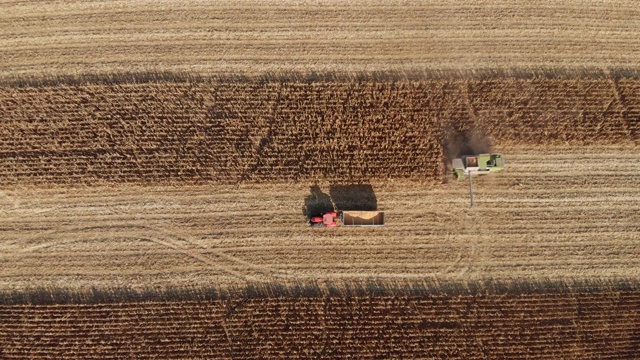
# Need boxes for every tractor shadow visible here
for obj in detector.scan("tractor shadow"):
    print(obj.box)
[302,186,334,218]
[329,184,377,211]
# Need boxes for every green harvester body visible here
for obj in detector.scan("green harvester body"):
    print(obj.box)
[453,154,505,180]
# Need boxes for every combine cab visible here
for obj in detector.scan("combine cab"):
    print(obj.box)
[452,153,504,180]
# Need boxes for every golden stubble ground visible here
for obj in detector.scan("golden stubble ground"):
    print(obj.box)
[1,0,640,78]
[1,146,638,291]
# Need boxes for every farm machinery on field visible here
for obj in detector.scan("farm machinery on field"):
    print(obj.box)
[452,153,505,207]
[308,211,385,228]
[305,154,505,226]
[452,154,504,180]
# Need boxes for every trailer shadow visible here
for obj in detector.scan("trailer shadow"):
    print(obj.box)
[329,184,377,211]
[302,186,334,218]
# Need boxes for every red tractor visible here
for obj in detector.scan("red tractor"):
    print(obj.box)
[308,211,338,227]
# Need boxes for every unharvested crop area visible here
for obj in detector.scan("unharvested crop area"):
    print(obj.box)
[0,78,638,185]
[1,287,639,360]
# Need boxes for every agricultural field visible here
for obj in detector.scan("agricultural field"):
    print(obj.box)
[0,78,637,185]
[1,0,640,358]
[1,289,639,359]
[1,145,639,291]
[1,140,639,358]
[2,0,640,79]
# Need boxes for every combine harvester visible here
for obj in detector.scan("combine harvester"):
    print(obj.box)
[452,153,505,207]
[308,211,385,228]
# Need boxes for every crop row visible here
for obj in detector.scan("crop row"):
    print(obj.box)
[1,292,638,359]
[0,79,637,185]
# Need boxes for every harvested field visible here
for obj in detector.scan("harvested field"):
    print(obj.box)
[2,0,640,78]
[1,146,639,290]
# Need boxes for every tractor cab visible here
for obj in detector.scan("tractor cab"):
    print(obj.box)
[309,212,338,227]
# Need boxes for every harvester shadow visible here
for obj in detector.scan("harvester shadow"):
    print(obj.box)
[302,186,334,218]
[329,184,377,211]
[443,128,493,162]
